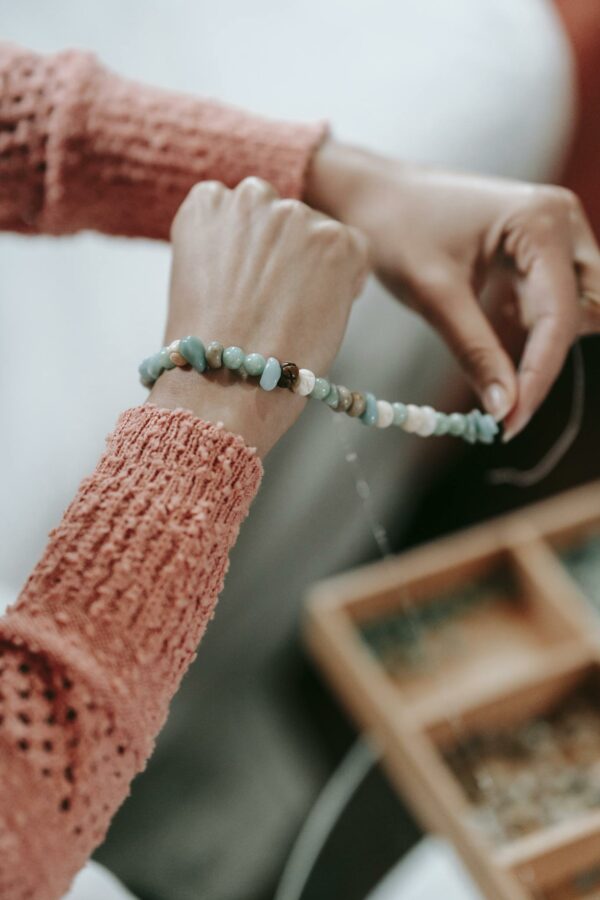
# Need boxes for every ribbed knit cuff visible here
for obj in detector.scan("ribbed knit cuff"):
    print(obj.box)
[101,404,263,515]
[33,49,328,237]
[6,405,263,713]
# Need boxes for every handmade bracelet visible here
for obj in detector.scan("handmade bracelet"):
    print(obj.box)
[139,336,500,444]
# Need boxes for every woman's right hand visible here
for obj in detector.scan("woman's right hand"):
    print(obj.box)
[149,178,368,457]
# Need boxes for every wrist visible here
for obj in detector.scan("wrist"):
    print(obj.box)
[147,366,299,458]
[148,368,259,451]
[305,139,378,220]
[306,138,412,227]
[305,138,354,219]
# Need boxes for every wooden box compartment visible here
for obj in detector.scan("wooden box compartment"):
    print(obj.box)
[430,662,600,898]
[304,483,600,900]
[353,545,583,729]
[527,483,600,626]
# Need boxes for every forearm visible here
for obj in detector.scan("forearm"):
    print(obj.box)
[0,404,262,899]
[0,43,327,238]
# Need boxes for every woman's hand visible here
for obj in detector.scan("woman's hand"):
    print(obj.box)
[149,177,368,456]
[307,141,600,440]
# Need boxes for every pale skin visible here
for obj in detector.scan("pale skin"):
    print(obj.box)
[151,146,600,448]
[306,141,600,440]
[150,177,368,457]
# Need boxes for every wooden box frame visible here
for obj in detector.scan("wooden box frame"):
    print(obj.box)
[304,481,600,900]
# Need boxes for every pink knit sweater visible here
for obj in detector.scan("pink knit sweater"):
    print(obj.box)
[0,408,263,899]
[0,44,325,900]
[0,43,326,237]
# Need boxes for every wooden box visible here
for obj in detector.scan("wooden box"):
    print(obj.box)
[304,481,600,900]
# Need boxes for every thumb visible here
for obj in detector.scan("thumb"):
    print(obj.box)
[419,276,518,421]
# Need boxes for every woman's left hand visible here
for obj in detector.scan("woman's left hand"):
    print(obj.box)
[307,141,600,441]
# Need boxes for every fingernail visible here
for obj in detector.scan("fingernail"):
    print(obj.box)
[502,416,530,444]
[484,383,511,421]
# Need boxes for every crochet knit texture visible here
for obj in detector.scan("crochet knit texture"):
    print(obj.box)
[0,43,326,238]
[0,405,262,899]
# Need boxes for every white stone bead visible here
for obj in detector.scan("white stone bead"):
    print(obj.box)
[403,404,423,433]
[416,405,437,437]
[293,368,316,396]
[168,339,181,353]
[376,400,394,428]
[169,351,187,366]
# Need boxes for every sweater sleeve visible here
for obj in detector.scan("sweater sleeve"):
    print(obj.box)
[0,404,263,900]
[0,43,327,239]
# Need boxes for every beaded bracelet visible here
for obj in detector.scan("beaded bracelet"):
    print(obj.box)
[139,336,500,444]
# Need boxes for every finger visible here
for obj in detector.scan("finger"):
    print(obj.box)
[569,201,600,331]
[417,275,518,420]
[502,249,579,442]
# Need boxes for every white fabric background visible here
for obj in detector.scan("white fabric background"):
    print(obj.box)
[0,1,574,898]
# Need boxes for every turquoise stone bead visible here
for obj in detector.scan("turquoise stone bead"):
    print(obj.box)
[146,353,164,382]
[138,357,155,387]
[434,413,450,436]
[244,353,266,377]
[260,357,281,391]
[475,411,499,445]
[158,347,176,371]
[205,341,224,369]
[310,377,330,401]
[360,392,378,427]
[392,402,408,426]
[463,412,478,444]
[179,335,206,373]
[223,346,245,370]
[448,413,465,436]
[325,385,339,408]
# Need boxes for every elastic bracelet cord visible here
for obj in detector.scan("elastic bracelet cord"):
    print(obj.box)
[139,336,500,445]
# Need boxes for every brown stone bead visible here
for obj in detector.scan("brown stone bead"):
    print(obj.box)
[347,391,366,417]
[205,341,224,369]
[278,362,299,390]
[335,385,353,412]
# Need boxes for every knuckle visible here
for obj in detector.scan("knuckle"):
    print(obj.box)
[460,342,495,374]
[311,218,346,244]
[193,180,224,199]
[543,184,577,208]
[519,359,545,381]
[529,185,578,222]
[311,221,354,262]
[273,197,306,218]
[520,193,569,247]
[184,180,225,212]
[237,176,278,198]
[170,181,225,238]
